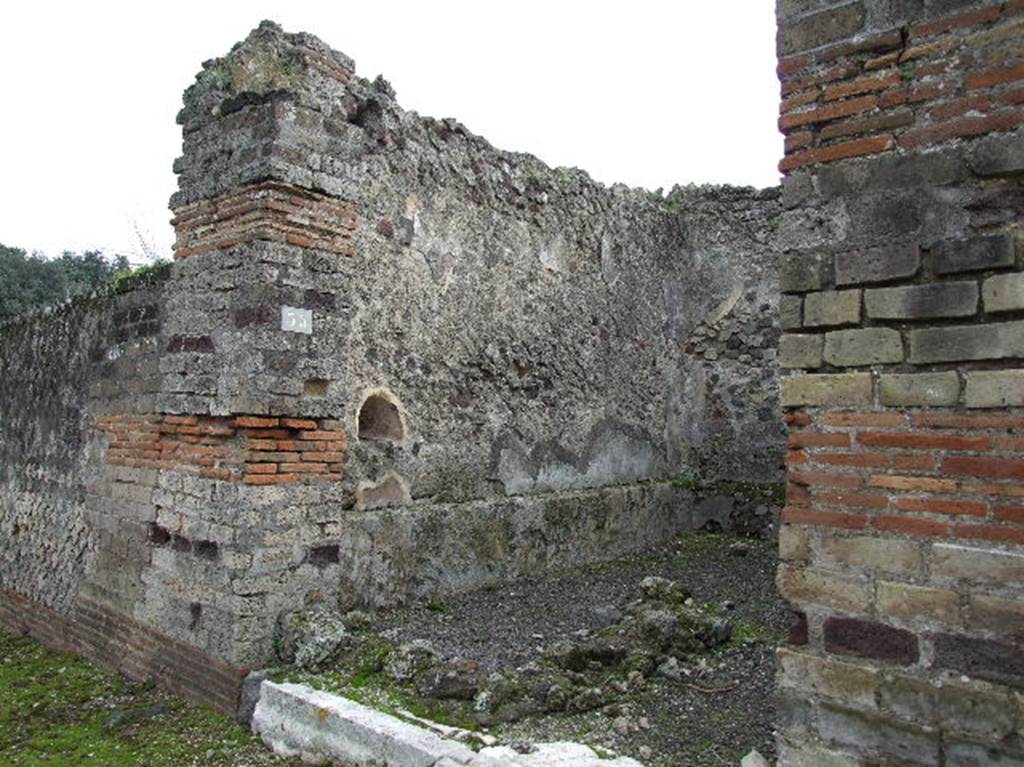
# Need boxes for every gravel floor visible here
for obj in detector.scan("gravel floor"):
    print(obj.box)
[373,530,788,767]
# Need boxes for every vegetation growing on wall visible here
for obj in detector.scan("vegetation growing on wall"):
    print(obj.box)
[0,245,163,324]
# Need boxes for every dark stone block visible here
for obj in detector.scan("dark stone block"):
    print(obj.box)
[303,289,335,311]
[835,243,920,286]
[931,234,1016,275]
[779,2,866,55]
[308,544,340,567]
[968,130,1024,178]
[816,149,967,196]
[148,523,171,546]
[233,307,273,328]
[931,633,1024,687]
[788,610,809,645]
[193,540,219,561]
[165,335,215,354]
[824,616,919,665]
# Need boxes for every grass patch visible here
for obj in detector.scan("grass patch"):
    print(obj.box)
[0,632,293,766]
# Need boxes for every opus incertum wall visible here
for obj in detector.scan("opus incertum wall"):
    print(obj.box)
[0,22,784,713]
[775,1,1024,764]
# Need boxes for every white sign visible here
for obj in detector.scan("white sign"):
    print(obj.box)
[281,306,313,335]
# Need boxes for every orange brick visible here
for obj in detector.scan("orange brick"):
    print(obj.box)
[245,463,278,475]
[784,411,813,427]
[243,428,292,439]
[244,474,300,485]
[966,62,1024,91]
[782,62,860,97]
[874,515,950,538]
[994,505,1024,523]
[943,456,1024,481]
[281,418,318,430]
[787,482,812,506]
[894,497,986,517]
[780,135,895,172]
[781,507,868,530]
[790,470,864,489]
[912,414,1024,430]
[868,475,957,493]
[278,463,328,473]
[247,439,279,451]
[818,412,907,428]
[928,95,993,121]
[824,71,901,101]
[786,450,810,465]
[892,454,939,471]
[235,416,280,428]
[300,452,346,462]
[898,111,1024,150]
[857,432,992,451]
[814,490,890,509]
[788,432,851,448]
[963,482,1024,499]
[163,415,199,426]
[781,89,819,113]
[779,95,879,131]
[954,523,1024,545]
[298,430,347,441]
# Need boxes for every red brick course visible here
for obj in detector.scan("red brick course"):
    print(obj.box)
[0,590,244,715]
[95,413,348,484]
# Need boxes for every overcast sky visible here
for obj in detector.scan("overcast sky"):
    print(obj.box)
[0,2,781,264]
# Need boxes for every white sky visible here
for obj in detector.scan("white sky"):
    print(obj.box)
[0,2,781,264]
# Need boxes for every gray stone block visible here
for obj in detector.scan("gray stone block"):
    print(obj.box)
[780,333,825,369]
[780,294,803,330]
[932,235,1016,275]
[865,282,978,320]
[779,2,866,55]
[781,373,873,407]
[824,328,904,366]
[835,244,920,286]
[965,370,1024,408]
[782,252,826,294]
[804,289,861,327]
[967,129,1024,178]
[909,321,1024,364]
[983,273,1024,314]
[878,372,960,407]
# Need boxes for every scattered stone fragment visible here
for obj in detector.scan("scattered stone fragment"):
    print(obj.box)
[741,749,769,767]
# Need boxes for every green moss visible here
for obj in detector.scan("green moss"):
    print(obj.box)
[731,618,784,645]
[201,43,304,96]
[0,632,292,766]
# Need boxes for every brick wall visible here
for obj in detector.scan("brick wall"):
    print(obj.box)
[95,414,348,483]
[776,1,1024,764]
[0,590,244,715]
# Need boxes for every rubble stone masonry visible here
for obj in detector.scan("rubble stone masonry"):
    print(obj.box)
[0,21,786,714]
[776,0,1024,764]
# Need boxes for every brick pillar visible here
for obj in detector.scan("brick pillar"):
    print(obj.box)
[775,2,1024,764]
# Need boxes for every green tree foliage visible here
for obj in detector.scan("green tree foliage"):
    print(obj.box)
[0,244,133,324]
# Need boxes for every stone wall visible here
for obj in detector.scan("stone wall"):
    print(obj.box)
[0,20,786,709]
[775,1,1024,764]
